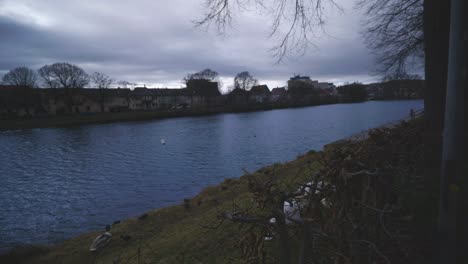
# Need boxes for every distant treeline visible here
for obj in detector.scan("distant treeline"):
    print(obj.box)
[0,63,424,120]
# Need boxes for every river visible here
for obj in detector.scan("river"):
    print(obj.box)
[0,100,423,251]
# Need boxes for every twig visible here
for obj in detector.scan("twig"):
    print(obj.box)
[352,240,391,264]
[221,212,267,223]
[347,170,379,177]
[359,202,393,213]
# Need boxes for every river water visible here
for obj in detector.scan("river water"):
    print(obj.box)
[0,100,423,251]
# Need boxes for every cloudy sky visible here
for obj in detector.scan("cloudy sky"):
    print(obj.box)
[0,0,379,91]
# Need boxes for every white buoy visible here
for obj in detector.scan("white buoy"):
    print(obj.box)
[160,139,166,145]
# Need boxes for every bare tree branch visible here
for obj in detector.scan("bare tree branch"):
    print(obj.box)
[357,0,424,78]
[91,72,113,89]
[195,0,341,61]
[234,71,258,91]
[220,211,267,223]
[183,68,219,84]
[38,62,89,89]
[1,67,37,88]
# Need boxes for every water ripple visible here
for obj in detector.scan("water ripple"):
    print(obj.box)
[0,100,423,251]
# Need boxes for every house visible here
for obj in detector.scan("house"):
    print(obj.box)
[105,88,131,112]
[287,75,319,89]
[316,82,335,90]
[287,75,319,98]
[227,88,249,105]
[366,83,384,99]
[365,80,424,100]
[128,87,158,110]
[250,85,271,103]
[271,87,287,102]
[0,85,42,118]
[186,79,221,97]
[128,88,193,110]
[317,82,337,96]
[184,79,223,108]
[71,89,101,113]
[39,88,68,115]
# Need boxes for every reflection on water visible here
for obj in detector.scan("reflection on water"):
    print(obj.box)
[0,100,423,250]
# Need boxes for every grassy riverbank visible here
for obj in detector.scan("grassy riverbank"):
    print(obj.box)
[2,150,322,264]
[1,117,436,264]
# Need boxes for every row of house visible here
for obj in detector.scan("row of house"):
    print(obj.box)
[0,76,423,119]
[0,88,226,118]
[0,75,338,118]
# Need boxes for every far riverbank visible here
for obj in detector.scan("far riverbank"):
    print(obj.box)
[0,101,341,131]
[0,99,421,131]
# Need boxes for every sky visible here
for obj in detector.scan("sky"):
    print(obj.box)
[0,0,380,92]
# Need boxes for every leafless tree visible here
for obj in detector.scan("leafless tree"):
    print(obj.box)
[117,80,137,89]
[38,62,89,89]
[2,67,37,87]
[91,72,113,112]
[195,0,340,61]
[234,71,258,91]
[183,68,219,84]
[37,65,59,88]
[357,0,424,77]
[91,72,113,89]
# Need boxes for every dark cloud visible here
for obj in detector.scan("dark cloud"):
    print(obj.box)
[0,0,378,88]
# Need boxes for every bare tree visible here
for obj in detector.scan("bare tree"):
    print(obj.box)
[234,71,257,91]
[37,64,59,88]
[91,72,113,112]
[117,80,137,89]
[358,0,424,77]
[91,72,113,89]
[195,0,340,61]
[183,68,219,84]
[2,67,37,87]
[38,62,89,89]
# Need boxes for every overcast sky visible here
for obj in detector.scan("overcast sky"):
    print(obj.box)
[0,0,379,91]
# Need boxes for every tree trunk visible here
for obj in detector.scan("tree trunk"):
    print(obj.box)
[423,0,451,138]
[422,0,451,261]
[438,0,467,262]
[100,88,105,113]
